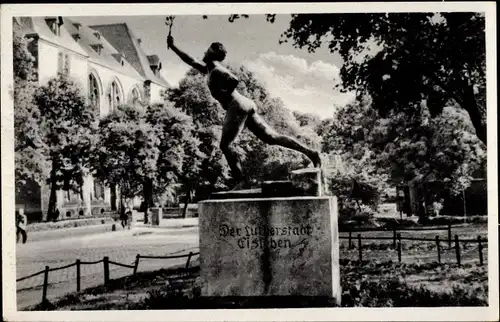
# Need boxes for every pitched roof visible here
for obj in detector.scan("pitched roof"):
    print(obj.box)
[89,23,170,87]
[63,17,143,80]
[19,17,89,57]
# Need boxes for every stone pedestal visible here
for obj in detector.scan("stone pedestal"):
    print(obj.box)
[290,168,323,196]
[150,207,162,226]
[199,195,340,304]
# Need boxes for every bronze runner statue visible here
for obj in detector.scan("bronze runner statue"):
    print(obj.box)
[167,35,321,189]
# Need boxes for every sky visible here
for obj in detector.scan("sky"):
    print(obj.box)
[74,15,354,118]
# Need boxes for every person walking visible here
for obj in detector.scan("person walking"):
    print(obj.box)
[120,208,129,229]
[125,207,132,230]
[16,208,28,244]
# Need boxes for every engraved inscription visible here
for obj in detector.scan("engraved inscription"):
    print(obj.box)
[218,223,314,250]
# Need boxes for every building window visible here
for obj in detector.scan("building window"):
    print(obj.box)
[57,52,70,75]
[89,74,100,110]
[108,81,122,112]
[58,52,64,74]
[143,81,151,102]
[129,87,141,105]
[64,54,70,75]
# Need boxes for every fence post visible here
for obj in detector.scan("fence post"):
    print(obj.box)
[185,252,193,269]
[76,259,81,292]
[348,231,352,249]
[454,235,461,267]
[447,224,452,248]
[397,233,402,263]
[42,266,49,304]
[133,254,140,275]
[478,236,484,266]
[103,256,110,284]
[357,234,362,263]
[393,229,397,248]
[435,236,441,264]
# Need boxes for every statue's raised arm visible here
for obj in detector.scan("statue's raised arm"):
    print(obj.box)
[167,35,207,74]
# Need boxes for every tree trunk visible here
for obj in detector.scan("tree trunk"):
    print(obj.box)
[429,72,486,144]
[462,83,487,144]
[119,185,125,217]
[464,101,487,145]
[47,160,58,222]
[182,184,191,219]
[110,184,117,211]
[142,178,154,224]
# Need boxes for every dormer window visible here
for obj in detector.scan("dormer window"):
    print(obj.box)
[73,22,81,31]
[112,53,126,66]
[151,62,162,76]
[93,31,101,40]
[147,55,161,76]
[90,44,103,55]
[72,33,81,42]
[46,17,63,36]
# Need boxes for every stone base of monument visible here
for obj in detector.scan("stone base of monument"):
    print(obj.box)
[199,192,340,306]
[210,167,326,200]
[290,167,324,196]
[150,207,163,226]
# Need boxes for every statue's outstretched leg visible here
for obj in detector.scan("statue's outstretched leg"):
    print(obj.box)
[220,106,249,189]
[246,111,322,168]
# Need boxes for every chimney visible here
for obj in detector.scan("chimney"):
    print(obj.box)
[137,38,142,45]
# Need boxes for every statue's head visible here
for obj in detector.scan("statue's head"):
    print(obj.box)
[203,42,227,63]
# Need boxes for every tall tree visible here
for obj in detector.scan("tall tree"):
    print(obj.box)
[92,105,159,214]
[272,12,487,144]
[146,102,205,217]
[13,22,46,192]
[322,97,485,218]
[293,111,322,130]
[35,74,98,220]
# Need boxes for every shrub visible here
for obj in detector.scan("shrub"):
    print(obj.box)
[326,170,385,218]
[26,217,114,232]
[425,216,487,226]
[341,278,487,307]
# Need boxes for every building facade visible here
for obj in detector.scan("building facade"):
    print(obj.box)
[14,16,170,222]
